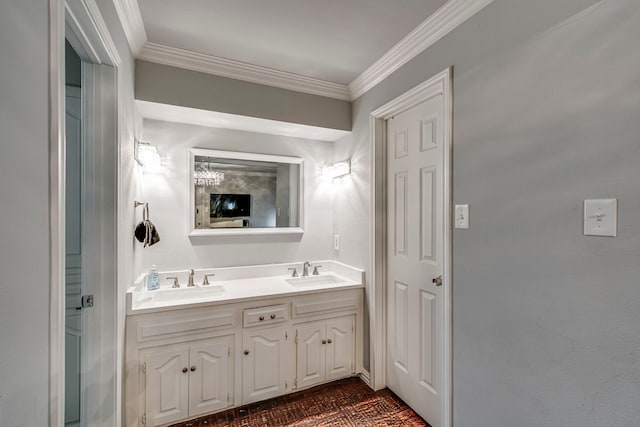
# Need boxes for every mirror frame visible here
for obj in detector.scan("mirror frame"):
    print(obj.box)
[189,148,304,236]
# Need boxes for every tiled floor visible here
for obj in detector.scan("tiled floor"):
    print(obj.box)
[171,377,429,427]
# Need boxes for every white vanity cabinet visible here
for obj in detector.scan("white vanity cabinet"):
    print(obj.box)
[144,336,233,426]
[125,283,364,427]
[295,316,355,389]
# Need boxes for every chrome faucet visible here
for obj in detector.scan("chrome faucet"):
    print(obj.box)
[187,269,195,287]
[302,261,312,277]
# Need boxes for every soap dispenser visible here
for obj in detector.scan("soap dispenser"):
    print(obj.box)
[147,265,160,291]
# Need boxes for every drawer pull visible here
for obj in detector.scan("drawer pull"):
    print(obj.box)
[270,314,276,319]
[182,367,188,373]
[259,316,265,321]
[190,366,196,372]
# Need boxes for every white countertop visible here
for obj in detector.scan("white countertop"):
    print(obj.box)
[127,261,365,315]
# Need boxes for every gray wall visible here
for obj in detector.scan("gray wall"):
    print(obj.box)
[136,60,352,131]
[336,0,640,425]
[0,1,50,425]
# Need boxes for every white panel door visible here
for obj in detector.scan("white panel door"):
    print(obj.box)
[146,348,189,426]
[189,337,233,417]
[386,94,445,426]
[326,316,355,381]
[296,321,326,389]
[242,326,289,404]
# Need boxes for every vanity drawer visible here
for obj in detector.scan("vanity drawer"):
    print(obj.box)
[243,304,289,327]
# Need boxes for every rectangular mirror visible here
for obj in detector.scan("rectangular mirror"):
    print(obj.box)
[189,148,304,236]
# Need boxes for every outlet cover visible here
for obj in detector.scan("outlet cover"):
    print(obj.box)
[584,198,617,237]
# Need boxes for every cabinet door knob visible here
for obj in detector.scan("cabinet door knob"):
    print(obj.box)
[270,314,276,319]
[259,316,265,321]
[182,367,188,373]
[190,366,196,372]
[322,339,327,344]
[244,350,250,355]
[327,339,333,344]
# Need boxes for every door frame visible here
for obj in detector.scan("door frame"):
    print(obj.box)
[49,0,121,425]
[368,68,452,427]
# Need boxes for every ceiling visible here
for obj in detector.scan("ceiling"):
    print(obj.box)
[136,0,448,85]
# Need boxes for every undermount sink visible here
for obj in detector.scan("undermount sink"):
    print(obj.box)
[151,285,225,302]
[286,275,344,287]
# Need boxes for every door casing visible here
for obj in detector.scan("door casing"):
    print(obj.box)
[49,0,121,425]
[368,68,453,427]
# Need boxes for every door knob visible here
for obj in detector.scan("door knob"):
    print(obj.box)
[327,339,332,344]
[432,275,443,286]
[182,367,188,373]
[244,350,250,355]
[190,366,196,372]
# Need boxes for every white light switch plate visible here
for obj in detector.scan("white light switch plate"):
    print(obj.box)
[454,204,469,229]
[584,198,617,237]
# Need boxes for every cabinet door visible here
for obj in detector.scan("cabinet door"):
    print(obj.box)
[242,326,289,404]
[296,321,326,389]
[146,347,189,426]
[326,316,355,381]
[189,336,233,417]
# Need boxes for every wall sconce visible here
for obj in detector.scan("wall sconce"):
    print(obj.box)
[135,139,161,173]
[323,159,351,180]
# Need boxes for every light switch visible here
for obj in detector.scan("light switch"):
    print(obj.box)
[584,198,617,237]
[454,204,469,229]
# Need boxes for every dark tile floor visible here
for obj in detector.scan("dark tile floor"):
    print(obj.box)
[171,377,429,427]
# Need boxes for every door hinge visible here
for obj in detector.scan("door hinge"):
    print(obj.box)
[142,413,146,424]
[295,331,298,344]
[142,362,146,374]
[228,346,231,357]
[227,393,231,403]
[294,378,298,388]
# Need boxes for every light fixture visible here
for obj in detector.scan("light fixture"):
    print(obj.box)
[323,159,351,180]
[194,163,225,186]
[135,139,161,173]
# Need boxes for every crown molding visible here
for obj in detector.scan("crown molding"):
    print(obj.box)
[349,0,494,100]
[139,42,352,101]
[112,0,147,56]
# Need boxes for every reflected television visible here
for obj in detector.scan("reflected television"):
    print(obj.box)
[210,194,251,218]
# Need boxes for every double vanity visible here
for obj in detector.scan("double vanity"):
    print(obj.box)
[125,261,365,427]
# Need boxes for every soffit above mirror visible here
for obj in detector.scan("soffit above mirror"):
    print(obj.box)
[137,100,351,142]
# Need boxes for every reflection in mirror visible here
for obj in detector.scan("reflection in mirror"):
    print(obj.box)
[189,149,303,236]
